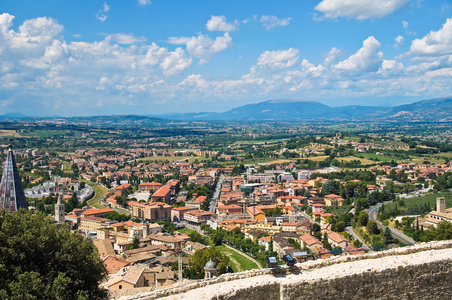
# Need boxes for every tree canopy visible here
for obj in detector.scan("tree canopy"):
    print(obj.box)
[0,209,107,300]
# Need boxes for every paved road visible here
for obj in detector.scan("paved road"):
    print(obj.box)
[366,203,415,245]
[345,226,371,251]
[223,244,263,270]
[209,174,224,213]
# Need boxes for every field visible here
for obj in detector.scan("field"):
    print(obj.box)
[87,184,109,208]
[214,245,259,272]
[356,153,394,162]
[0,130,23,138]
[20,130,71,138]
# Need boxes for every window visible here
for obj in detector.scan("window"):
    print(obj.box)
[119,285,122,289]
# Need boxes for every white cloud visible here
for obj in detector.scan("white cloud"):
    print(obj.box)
[403,20,409,29]
[324,47,342,66]
[410,17,452,56]
[257,48,299,70]
[108,33,147,44]
[160,48,192,76]
[334,36,383,72]
[315,0,411,20]
[138,0,151,6]
[259,15,292,30]
[168,33,232,64]
[206,15,237,32]
[394,35,404,48]
[96,2,110,22]
[378,59,404,75]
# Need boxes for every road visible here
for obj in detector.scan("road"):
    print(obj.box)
[366,203,415,246]
[345,226,371,251]
[209,174,224,213]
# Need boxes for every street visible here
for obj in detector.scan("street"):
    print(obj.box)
[366,203,415,245]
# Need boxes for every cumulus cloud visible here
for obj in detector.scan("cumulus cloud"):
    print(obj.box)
[324,47,342,66]
[108,33,148,44]
[410,17,452,56]
[168,33,232,64]
[206,15,237,32]
[96,2,110,22]
[334,36,383,72]
[314,0,411,20]
[138,0,151,6]
[259,15,292,30]
[257,48,299,70]
[394,35,404,48]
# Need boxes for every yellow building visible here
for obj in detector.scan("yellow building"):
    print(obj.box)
[79,216,109,234]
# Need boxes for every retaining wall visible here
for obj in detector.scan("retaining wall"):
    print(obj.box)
[117,241,452,300]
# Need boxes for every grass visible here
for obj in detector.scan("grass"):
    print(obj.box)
[356,153,394,162]
[87,184,109,208]
[325,205,352,215]
[215,245,259,272]
[20,130,70,138]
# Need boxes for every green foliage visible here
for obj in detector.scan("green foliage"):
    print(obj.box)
[383,227,393,245]
[288,238,301,249]
[0,209,107,299]
[104,211,131,222]
[188,230,210,246]
[184,247,229,279]
[422,221,452,242]
[357,210,369,227]
[157,221,176,234]
[366,220,379,235]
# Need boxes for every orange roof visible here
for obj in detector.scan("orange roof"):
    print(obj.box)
[81,208,114,216]
[152,185,171,197]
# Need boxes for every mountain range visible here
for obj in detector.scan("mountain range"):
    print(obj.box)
[1,96,451,122]
[153,96,452,122]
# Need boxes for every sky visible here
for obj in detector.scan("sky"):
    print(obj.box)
[1,0,452,116]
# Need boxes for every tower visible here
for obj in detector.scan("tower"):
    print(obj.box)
[437,197,446,213]
[0,142,28,212]
[55,194,65,223]
[204,260,217,279]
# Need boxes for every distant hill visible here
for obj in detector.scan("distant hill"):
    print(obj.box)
[381,96,452,122]
[151,96,452,122]
[0,113,30,119]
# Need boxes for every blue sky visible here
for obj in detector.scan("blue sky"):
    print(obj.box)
[1,0,452,116]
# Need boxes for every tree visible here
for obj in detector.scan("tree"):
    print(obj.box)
[335,220,346,232]
[184,247,230,279]
[357,211,369,227]
[0,209,107,299]
[383,227,393,245]
[366,220,379,235]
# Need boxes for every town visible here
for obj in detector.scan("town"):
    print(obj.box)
[1,119,451,298]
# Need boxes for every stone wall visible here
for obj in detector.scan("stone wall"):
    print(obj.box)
[116,241,452,300]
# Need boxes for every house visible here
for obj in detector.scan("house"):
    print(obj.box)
[324,194,344,207]
[184,210,217,225]
[299,234,322,252]
[171,207,196,222]
[258,236,272,251]
[327,231,350,249]
[217,204,242,216]
[130,202,171,222]
[115,183,132,195]
[104,265,147,290]
[139,182,163,192]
